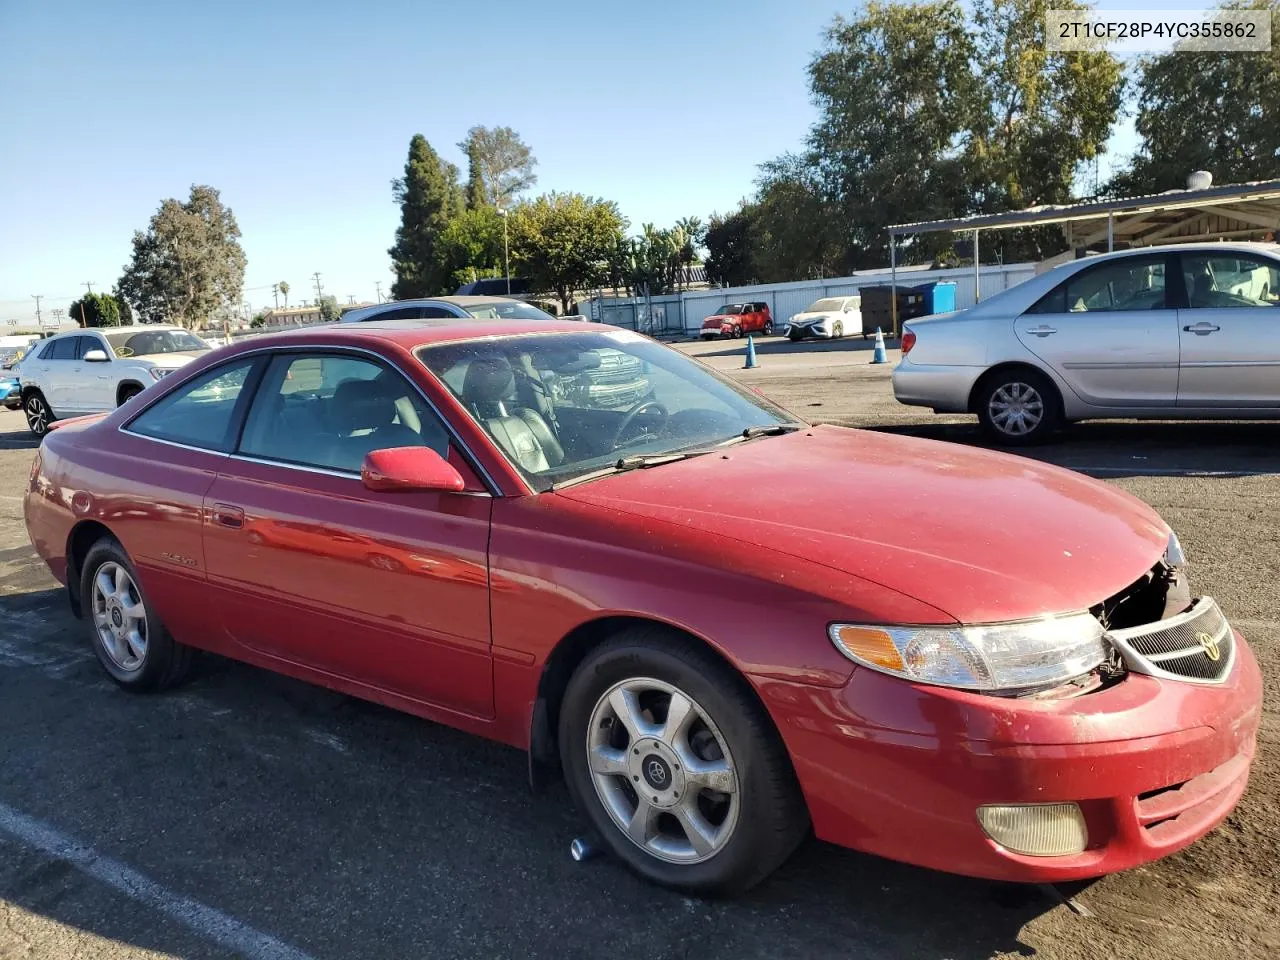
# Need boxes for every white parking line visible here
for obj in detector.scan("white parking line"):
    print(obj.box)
[0,803,317,960]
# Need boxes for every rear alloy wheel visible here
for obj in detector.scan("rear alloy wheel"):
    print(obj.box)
[559,628,809,894]
[976,369,1061,445]
[24,391,52,436]
[763,320,774,336]
[81,538,193,691]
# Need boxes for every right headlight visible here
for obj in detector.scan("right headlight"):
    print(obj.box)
[828,614,1108,693]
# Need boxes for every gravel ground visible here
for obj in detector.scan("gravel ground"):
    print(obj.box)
[0,338,1276,960]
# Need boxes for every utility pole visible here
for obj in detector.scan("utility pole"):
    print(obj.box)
[374,281,383,303]
[272,283,280,309]
[498,207,511,295]
[30,295,43,327]
[312,272,323,309]
[347,294,355,305]
[51,308,65,326]
[83,281,95,294]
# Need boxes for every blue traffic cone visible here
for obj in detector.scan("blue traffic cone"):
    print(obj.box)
[744,335,758,369]
[871,327,887,364]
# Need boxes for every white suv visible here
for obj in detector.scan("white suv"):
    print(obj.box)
[19,326,210,436]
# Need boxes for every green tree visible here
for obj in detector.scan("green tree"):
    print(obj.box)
[751,155,845,281]
[278,280,290,307]
[317,295,342,323]
[807,1,981,266]
[437,206,506,287]
[967,0,1123,259]
[389,134,464,298]
[117,185,247,328]
[1113,0,1280,195]
[69,292,125,328]
[112,288,134,324]
[458,126,538,209]
[251,309,268,328]
[703,206,758,287]
[510,192,625,311]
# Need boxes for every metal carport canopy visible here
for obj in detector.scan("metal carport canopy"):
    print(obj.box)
[883,178,1280,331]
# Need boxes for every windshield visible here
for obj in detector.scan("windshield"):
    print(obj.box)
[463,301,557,321]
[104,329,209,358]
[713,304,746,315]
[806,298,846,313]
[418,330,801,490]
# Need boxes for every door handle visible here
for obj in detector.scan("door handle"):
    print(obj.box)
[211,503,244,529]
[1026,325,1058,337]
[1183,322,1220,335]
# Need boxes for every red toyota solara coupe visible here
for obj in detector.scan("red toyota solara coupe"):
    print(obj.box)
[24,318,1260,895]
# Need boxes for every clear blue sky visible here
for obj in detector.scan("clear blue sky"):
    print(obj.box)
[0,0,1156,328]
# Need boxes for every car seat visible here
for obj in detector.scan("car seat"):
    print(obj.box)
[461,355,564,472]
[328,378,425,472]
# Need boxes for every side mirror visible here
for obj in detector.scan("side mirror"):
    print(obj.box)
[361,446,465,493]
[83,349,110,362]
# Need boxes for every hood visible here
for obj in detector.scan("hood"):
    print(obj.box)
[701,315,737,327]
[138,351,206,367]
[555,426,1169,623]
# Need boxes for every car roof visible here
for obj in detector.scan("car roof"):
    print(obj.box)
[227,316,595,352]
[49,325,182,337]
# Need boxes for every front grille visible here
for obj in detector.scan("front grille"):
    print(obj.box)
[1107,597,1233,684]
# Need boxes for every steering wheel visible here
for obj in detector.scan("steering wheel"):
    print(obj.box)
[611,400,669,449]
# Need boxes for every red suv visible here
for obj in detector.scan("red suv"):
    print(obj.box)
[699,302,773,339]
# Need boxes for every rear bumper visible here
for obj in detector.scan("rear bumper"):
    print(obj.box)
[891,360,983,412]
[757,630,1263,882]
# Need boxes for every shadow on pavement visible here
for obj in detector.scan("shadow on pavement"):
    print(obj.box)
[866,419,1280,479]
[0,584,1051,960]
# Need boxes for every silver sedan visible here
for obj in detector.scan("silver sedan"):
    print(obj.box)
[892,242,1280,444]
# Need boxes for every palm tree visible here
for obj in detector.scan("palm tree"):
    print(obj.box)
[279,281,290,308]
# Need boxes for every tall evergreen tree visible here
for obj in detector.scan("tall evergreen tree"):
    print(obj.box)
[457,126,538,208]
[465,139,488,210]
[389,134,463,299]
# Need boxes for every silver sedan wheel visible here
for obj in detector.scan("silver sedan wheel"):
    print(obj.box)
[988,381,1044,436]
[91,562,148,672]
[25,395,48,435]
[587,677,740,864]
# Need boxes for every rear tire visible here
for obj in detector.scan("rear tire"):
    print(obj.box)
[24,390,53,437]
[80,537,194,692]
[763,320,774,336]
[975,368,1062,446]
[558,627,809,895]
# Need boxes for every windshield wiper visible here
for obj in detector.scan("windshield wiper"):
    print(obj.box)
[550,453,694,490]
[718,423,805,446]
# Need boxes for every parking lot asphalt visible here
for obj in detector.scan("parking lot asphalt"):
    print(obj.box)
[1,339,1278,960]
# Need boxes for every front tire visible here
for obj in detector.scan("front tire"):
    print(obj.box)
[24,390,53,437]
[833,321,844,339]
[559,628,808,895]
[117,384,143,406]
[80,538,193,692]
[732,325,743,339]
[975,368,1062,446]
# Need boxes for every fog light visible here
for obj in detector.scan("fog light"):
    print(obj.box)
[976,803,1088,857]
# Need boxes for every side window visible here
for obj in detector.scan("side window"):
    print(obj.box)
[128,359,257,452]
[76,336,106,359]
[1028,257,1167,314]
[418,306,456,318]
[238,353,450,474]
[365,306,421,322]
[36,340,56,360]
[1182,253,1280,309]
[48,337,78,360]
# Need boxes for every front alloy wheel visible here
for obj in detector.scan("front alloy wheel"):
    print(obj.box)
[587,678,740,864]
[559,628,809,894]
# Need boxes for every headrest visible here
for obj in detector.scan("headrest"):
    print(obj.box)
[462,355,514,405]
[332,378,397,434]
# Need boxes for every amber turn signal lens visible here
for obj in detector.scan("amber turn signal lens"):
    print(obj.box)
[829,626,907,672]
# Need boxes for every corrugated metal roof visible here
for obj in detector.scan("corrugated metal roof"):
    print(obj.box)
[888,178,1280,236]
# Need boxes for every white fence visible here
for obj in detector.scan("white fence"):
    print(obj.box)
[587,262,1037,337]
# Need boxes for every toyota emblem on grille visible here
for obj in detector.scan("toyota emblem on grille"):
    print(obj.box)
[1197,631,1221,662]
